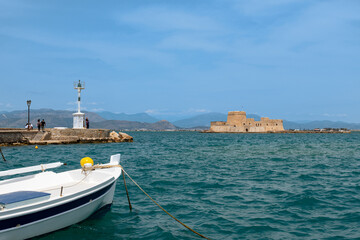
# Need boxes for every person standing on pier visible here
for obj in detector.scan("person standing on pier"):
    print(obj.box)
[37,119,41,131]
[41,119,46,132]
[86,118,89,129]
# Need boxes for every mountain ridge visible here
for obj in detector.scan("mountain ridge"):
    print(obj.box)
[92,120,177,131]
[97,111,159,123]
[0,109,359,130]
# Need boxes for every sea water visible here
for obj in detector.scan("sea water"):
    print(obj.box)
[1,132,360,239]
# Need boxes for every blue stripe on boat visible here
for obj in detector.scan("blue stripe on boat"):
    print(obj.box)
[0,191,50,205]
[0,182,114,231]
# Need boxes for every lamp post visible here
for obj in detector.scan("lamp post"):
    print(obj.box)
[27,100,31,130]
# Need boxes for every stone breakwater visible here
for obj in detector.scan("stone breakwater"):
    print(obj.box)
[0,128,133,146]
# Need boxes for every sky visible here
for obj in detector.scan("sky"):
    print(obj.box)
[0,0,359,122]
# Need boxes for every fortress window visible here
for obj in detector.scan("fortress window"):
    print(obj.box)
[243,123,245,125]
[276,124,278,126]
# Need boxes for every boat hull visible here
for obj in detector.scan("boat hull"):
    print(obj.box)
[0,180,116,240]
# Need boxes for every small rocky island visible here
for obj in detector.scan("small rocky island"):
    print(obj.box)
[204,111,351,134]
[208,111,284,133]
[0,128,133,146]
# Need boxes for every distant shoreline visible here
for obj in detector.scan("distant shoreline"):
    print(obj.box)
[202,130,351,134]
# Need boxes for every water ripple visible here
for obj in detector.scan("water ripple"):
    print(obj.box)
[1,132,360,239]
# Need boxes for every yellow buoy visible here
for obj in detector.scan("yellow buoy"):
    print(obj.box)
[80,157,94,168]
[35,146,38,149]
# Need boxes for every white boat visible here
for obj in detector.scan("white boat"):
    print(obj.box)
[0,154,122,240]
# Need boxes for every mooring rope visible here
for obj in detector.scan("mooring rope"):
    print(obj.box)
[87,164,211,240]
[39,172,90,192]
[0,147,6,162]
[122,169,132,211]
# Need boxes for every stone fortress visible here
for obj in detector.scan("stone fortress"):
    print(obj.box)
[210,111,284,133]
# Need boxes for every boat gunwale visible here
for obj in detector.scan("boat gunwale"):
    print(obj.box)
[0,178,117,232]
[0,169,119,219]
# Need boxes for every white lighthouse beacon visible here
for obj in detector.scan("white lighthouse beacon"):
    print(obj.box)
[73,80,85,129]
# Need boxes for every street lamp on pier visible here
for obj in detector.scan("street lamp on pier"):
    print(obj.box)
[27,100,31,130]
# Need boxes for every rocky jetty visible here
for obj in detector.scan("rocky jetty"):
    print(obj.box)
[109,131,133,142]
[0,128,133,146]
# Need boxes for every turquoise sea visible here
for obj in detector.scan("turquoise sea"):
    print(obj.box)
[1,132,360,239]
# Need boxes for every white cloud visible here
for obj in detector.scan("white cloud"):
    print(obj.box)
[159,33,224,52]
[186,108,211,114]
[117,7,222,32]
[231,0,306,17]
[0,103,13,108]
[145,108,211,116]
[90,108,104,112]
[0,0,34,19]
[114,6,227,53]
[267,1,360,45]
[145,109,162,115]
[88,102,98,106]
[322,113,348,118]
[222,0,360,68]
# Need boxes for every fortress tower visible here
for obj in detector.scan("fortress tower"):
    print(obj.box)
[227,111,246,126]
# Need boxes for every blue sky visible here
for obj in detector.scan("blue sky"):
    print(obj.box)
[0,0,359,122]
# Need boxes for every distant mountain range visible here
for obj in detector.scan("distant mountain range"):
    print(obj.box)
[1,109,359,130]
[172,113,227,128]
[283,120,360,130]
[0,109,105,128]
[97,111,159,123]
[92,120,177,131]
[0,109,177,130]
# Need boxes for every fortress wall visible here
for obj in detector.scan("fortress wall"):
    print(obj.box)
[210,125,248,132]
[211,121,226,126]
[245,118,255,126]
[210,125,269,133]
[209,121,226,132]
[209,125,235,132]
[227,111,246,125]
[263,119,284,132]
[249,126,266,132]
